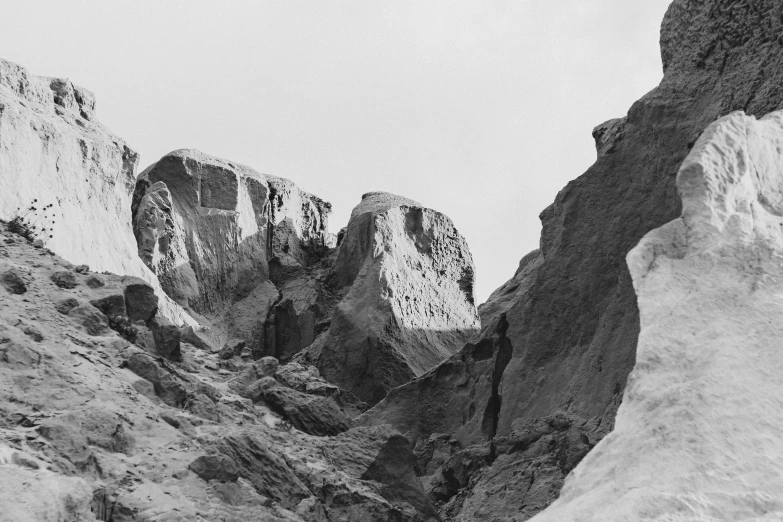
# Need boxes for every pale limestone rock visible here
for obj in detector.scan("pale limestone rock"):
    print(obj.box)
[0,58,193,327]
[317,192,480,404]
[532,111,783,521]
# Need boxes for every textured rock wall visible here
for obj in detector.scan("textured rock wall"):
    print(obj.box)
[315,192,480,405]
[532,109,783,521]
[133,149,331,347]
[362,1,783,518]
[0,57,193,326]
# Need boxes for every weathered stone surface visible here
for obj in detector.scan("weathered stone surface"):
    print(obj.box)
[262,386,352,436]
[0,445,94,522]
[316,192,480,405]
[532,110,783,521]
[132,149,331,349]
[215,432,311,509]
[0,58,193,326]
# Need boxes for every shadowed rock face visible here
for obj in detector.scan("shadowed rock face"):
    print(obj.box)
[315,192,480,405]
[363,1,783,519]
[533,109,783,521]
[132,149,332,348]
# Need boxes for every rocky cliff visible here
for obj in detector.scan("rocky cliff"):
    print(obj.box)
[132,149,332,349]
[361,0,783,518]
[311,192,480,405]
[532,109,783,521]
[0,58,192,326]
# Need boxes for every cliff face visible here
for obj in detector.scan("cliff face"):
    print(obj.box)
[132,149,332,348]
[313,192,480,405]
[362,1,783,518]
[533,109,783,521]
[0,58,193,326]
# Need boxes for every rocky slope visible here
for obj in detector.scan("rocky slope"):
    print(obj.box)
[0,220,439,521]
[360,0,783,519]
[309,192,480,405]
[132,149,333,349]
[532,109,783,521]
[0,58,192,327]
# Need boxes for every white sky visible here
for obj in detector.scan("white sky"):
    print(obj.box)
[0,0,672,303]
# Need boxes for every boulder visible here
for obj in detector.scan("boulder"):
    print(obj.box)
[124,283,158,323]
[50,270,78,289]
[124,351,188,408]
[317,192,480,404]
[67,304,110,336]
[0,268,26,294]
[261,386,351,436]
[179,325,214,351]
[85,274,104,288]
[149,319,181,361]
[188,455,239,482]
[255,356,279,377]
[54,297,79,315]
[218,339,246,360]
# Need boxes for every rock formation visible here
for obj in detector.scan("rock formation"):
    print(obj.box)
[532,109,783,520]
[0,220,439,521]
[361,1,783,518]
[132,149,332,348]
[0,58,192,326]
[311,192,480,405]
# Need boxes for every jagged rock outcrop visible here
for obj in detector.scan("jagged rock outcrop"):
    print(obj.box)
[0,57,192,326]
[312,192,480,405]
[0,220,440,521]
[132,149,333,348]
[362,1,783,519]
[532,110,783,521]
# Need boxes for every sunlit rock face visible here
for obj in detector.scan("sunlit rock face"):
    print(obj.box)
[532,110,783,521]
[132,149,332,346]
[314,192,480,405]
[0,57,192,325]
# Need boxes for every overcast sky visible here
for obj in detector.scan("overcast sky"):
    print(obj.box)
[1,0,672,303]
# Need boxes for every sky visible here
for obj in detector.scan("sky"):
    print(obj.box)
[0,0,673,303]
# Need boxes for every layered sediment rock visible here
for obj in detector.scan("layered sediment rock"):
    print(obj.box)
[363,1,783,518]
[314,192,480,405]
[132,149,332,347]
[0,58,191,325]
[532,110,783,521]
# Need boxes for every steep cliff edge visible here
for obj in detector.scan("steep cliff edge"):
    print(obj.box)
[362,1,783,518]
[0,58,192,326]
[532,109,783,521]
[313,192,480,405]
[132,149,333,349]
